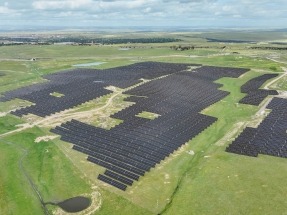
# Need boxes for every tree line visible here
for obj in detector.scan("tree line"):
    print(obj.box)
[0,37,181,44]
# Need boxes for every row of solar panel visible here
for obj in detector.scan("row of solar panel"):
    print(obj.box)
[239,74,278,106]
[49,64,250,190]
[226,97,287,159]
[1,62,194,103]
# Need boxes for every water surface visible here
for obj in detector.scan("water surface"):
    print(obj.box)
[47,196,91,213]
[73,62,105,67]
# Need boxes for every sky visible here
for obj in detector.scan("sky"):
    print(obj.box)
[0,0,287,29]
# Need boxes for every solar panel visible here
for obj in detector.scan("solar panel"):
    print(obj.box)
[44,63,252,191]
[226,97,287,158]
[98,174,127,191]
[104,170,133,186]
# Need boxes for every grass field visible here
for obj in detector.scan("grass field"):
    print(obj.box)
[0,127,92,215]
[0,32,287,215]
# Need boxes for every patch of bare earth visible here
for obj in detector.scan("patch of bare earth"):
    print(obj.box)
[0,112,7,117]
[35,135,58,143]
[164,173,170,184]
[215,122,246,146]
[157,145,186,170]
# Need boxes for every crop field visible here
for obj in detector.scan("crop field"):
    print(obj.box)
[0,31,287,215]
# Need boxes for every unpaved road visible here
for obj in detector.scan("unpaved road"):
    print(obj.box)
[0,91,121,138]
[266,57,287,65]
[0,77,151,138]
[264,67,287,90]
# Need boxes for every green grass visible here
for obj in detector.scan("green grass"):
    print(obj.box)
[153,55,284,72]
[97,189,153,215]
[0,61,46,94]
[165,152,287,215]
[0,142,43,215]
[0,99,32,113]
[50,92,64,98]
[136,111,160,120]
[0,115,24,134]
[269,75,287,90]
[0,45,175,59]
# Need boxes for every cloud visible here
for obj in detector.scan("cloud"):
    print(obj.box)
[0,0,286,28]
[32,0,93,10]
[0,5,20,15]
[32,0,153,11]
[0,6,11,14]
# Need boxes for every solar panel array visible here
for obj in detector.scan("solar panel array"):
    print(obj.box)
[239,74,278,106]
[50,64,249,191]
[226,97,287,158]
[0,62,194,117]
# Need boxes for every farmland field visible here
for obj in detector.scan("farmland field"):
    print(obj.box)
[0,31,287,215]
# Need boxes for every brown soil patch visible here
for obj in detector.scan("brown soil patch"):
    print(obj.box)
[35,135,58,143]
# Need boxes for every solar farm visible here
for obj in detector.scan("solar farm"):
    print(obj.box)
[1,32,287,215]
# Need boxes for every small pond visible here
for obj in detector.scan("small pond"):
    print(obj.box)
[46,196,91,213]
[118,48,130,51]
[73,62,105,67]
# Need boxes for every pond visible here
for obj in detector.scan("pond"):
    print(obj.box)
[118,48,130,51]
[46,196,91,213]
[73,62,105,67]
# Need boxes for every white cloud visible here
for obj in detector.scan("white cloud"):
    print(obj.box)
[0,6,10,14]
[32,0,93,10]
[233,14,242,18]
[32,0,153,10]
[143,7,151,13]
[0,0,286,28]
[57,11,73,17]
[0,5,20,15]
